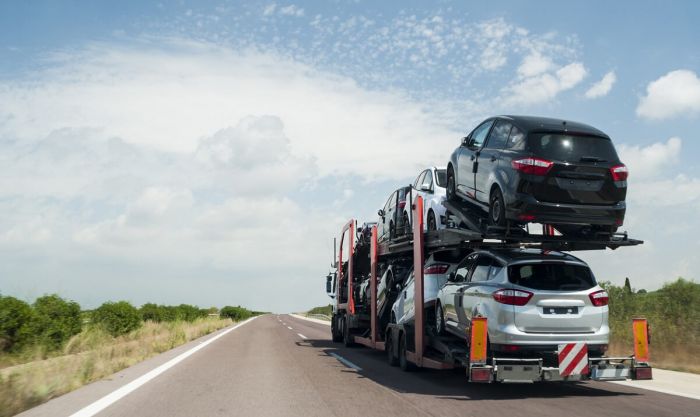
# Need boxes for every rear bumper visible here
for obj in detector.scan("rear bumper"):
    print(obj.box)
[488,321,610,346]
[507,194,625,226]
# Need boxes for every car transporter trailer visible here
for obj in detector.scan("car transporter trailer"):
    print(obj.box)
[331,195,653,383]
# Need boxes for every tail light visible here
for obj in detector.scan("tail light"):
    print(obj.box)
[398,200,406,209]
[511,157,553,175]
[589,290,609,306]
[500,344,520,353]
[492,289,533,306]
[610,164,628,181]
[518,213,536,222]
[424,264,449,274]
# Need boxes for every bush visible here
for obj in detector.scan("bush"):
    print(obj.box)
[92,301,142,337]
[173,304,207,322]
[308,304,332,316]
[219,306,252,321]
[30,295,82,351]
[139,303,174,322]
[0,296,34,352]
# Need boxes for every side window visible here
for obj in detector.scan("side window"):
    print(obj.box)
[487,260,504,281]
[469,256,493,282]
[421,170,433,190]
[467,120,495,149]
[384,191,396,212]
[454,254,477,282]
[506,126,526,150]
[414,171,426,188]
[484,121,512,150]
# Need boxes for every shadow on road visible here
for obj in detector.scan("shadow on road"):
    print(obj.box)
[300,339,641,401]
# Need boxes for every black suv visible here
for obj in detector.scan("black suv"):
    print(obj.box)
[446,116,627,236]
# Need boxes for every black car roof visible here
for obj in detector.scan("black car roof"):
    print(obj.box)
[497,115,609,138]
[475,248,587,265]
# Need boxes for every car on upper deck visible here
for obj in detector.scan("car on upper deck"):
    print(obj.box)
[446,116,628,236]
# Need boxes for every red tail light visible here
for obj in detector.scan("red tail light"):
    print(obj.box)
[500,344,520,353]
[511,157,553,175]
[610,164,628,181]
[518,214,536,222]
[589,290,609,306]
[398,200,406,209]
[492,289,533,306]
[424,264,449,274]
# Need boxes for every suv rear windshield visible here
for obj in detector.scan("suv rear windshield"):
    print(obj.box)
[435,169,447,187]
[508,263,595,291]
[527,134,619,163]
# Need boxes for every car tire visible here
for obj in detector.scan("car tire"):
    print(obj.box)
[389,221,395,240]
[427,210,437,231]
[403,212,411,235]
[398,334,415,372]
[489,187,507,227]
[435,302,446,335]
[447,167,457,201]
[386,330,398,367]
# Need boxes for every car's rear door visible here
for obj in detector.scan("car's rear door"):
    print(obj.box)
[443,253,477,334]
[508,262,604,333]
[379,191,396,240]
[526,134,625,205]
[475,120,511,204]
[457,120,494,199]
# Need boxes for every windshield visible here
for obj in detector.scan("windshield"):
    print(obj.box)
[435,169,447,187]
[527,134,619,163]
[508,263,595,291]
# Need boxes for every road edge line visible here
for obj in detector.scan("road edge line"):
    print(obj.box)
[68,316,258,417]
[289,313,331,326]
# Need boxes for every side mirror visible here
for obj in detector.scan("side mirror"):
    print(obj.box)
[447,272,457,282]
[325,274,333,294]
[377,209,385,217]
[461,137,469,146]
[420,184,432,192]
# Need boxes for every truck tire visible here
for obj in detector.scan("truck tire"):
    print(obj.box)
[342,316,354,347]
[331,315,342,342]
[386,330,398,366]
[398,333,415,372]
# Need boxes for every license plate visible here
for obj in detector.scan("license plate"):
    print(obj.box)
[543,307,578,315]
[555,178,603,191]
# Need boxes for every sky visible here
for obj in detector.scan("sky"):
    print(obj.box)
[1,1,699,313]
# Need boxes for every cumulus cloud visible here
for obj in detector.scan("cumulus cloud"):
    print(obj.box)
[585,71,616,99]
[502,61,587,106]
[617,137,681,180]
[636,69,700,120]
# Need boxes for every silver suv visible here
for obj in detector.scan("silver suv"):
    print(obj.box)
[436,248,609,355]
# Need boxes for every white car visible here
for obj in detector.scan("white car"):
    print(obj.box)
[390,251,463,326]
[402,167,448,232]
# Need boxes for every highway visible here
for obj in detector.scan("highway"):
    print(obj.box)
[20,314,699,417]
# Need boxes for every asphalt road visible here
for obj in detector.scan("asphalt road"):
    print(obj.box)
[20,314,699,417]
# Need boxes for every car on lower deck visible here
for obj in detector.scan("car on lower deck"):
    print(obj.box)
[435,248,609,356]
[446,115,628,236]
[391,250,465,327]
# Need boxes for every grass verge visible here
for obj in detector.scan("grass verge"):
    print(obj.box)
[0,318,233,417]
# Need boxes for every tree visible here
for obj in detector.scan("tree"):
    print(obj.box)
[93,301,142,337]
[31,294,82,351]
[0,296,34,352]
[624,277,632,294]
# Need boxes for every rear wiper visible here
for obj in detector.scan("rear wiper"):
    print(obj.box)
[580,156,607,162]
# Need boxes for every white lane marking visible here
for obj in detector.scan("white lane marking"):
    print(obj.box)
[287,326,293,330]
[69,316,258,417]
[297,333,308,339]
[608,381,700,401]
[329,352,362,371]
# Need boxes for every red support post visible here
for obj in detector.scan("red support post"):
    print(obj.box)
[338,220,355,313]
[413,196,425,366]
[370,225,378,345]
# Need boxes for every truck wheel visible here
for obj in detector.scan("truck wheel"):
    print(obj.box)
[398,334,415,372]
[386,331,398,366]
[342,317,354,347]
[331,315,342,342]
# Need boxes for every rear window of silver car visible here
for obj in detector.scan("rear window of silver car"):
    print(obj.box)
[508,263,595,291]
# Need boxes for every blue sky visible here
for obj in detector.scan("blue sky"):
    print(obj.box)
[1,1,699,312]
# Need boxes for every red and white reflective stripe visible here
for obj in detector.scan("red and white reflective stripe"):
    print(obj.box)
[558,343,589,377]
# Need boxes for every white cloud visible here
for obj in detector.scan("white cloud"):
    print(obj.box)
[636,69,700,120]
[279,4,304,17]
[585,71,616,99]
[617,136,681,180]
[263,4,276,16]
[517,52,553,78]
[503,62,587,106]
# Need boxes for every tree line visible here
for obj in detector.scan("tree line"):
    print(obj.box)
[0,295,259,353]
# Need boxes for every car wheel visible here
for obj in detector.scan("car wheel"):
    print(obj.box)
[403,212,411,235]
[435,302,446,335]
[489,187,507,227]
[447,167,457,201]
[398,333,415,371]
[427,210,437,231]
[389,221,395,240]
[386,331,398,366]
